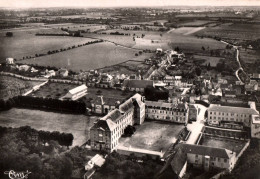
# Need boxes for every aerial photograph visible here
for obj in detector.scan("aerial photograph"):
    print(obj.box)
[0,0,260,178]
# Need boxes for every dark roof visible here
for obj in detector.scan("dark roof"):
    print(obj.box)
[119,99,134,113]
[209,105,258,115]
[102,109,122,123]
[123,79,153,89]
[170,145,188,175]
[91,120,115,131]
[181,144,234,159]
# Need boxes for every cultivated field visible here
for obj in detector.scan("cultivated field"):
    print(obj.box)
[21,42,148,72]
[0,108,97,146]
[168,27,205,35]
[193,55,222,67]
[119,121,184,153]
[0,29,95,62]
[28,82,78,99]
[200,135,247,155]
[0,75,42,100]
[196,23,260,44]
[179,20,214,27]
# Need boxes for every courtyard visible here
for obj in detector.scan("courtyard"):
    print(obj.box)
[199,135,248,155]
[119,121,185,153]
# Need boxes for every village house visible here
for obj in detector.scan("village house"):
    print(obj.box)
[60,84,88,101]
[145,100,188,124]
[57,68,69,77]
[90,94,145,152]
[188,104,198,121]
[91,96,121,114]
[184,144,236,171]
[6,58,14,65]
[96,73,114,88]
[122,79,153,92]
[251,114,260,139]
[207,103,259,128]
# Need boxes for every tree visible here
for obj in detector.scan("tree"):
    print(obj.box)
[6,32,13,37]
[195,67,202,76]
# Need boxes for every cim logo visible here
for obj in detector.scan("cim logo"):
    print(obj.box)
[4,170,31,179]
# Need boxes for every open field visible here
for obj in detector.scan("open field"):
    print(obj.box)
[200,135,247,155]
[99,60,151,75]
[0,108,97,146]
[240,49,260,73]
[193,55,222,67]
[48,23,108,32]
[196,24,260,44]
[0,75,42,100]
[168,27,205,35]
[28,82,78,99]
[20,42,148,72]
[179,20,215,27]
[0,29,95,62]
[119,121,184,153]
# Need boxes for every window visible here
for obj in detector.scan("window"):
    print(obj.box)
[195,154,198,158]
[224,159,227,163]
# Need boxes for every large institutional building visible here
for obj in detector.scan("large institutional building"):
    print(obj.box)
[90,94,145,152]
[145,100,188,124]
[207,103,259,128]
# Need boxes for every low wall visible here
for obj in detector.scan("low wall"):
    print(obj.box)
[237,140,250,159]
[0,72,47,81]
[23,80,49,96]
[116,145,163,159]
[49,79,84,85]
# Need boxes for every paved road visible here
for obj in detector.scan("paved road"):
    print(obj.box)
[186,104,207,144]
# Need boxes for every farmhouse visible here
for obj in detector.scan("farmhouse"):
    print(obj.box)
[90,93,145,152]
[207,103,259,128]
[145,100,188,124]
[122,79,154,92]
[61,84,88,101]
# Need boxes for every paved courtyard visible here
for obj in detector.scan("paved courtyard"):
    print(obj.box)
[119,121,185,153]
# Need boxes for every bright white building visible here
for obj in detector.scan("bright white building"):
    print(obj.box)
[60,84,88,101]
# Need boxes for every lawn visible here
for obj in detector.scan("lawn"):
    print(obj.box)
[0,29,95,62]
[28,82,78,99]
[0,75,43,100]
[119,121,185,153]
[200,135,247,155]
[0,108,97,146]
[21,42,148,72]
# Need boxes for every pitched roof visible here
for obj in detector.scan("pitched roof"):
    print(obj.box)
[69,84,87,95]
[208,105,258,115]
[181,144,234,159]
[91,119,116,131]
[123,79,153,89]
[101,109,122,123]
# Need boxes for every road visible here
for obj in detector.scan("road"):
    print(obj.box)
[186,104,207,144]
[220,40,246,83]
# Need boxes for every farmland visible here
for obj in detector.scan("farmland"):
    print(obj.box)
[0,75,42,100]
[196,23,260,45]
[0,29,95,62]
[20,42,150,72]
[193,55,222,67]
[179,20,214,27]
[0,108,97,146]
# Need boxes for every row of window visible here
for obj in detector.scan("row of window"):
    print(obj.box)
[209,111,251,118]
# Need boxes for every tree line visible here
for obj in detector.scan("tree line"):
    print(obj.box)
[0,96,86,114]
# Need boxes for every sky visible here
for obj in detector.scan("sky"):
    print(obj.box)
[0,0,260,8]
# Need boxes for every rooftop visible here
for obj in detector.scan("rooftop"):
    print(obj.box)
[181,144,235,159]
[69,84,88,95]
[208,105,258,115]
